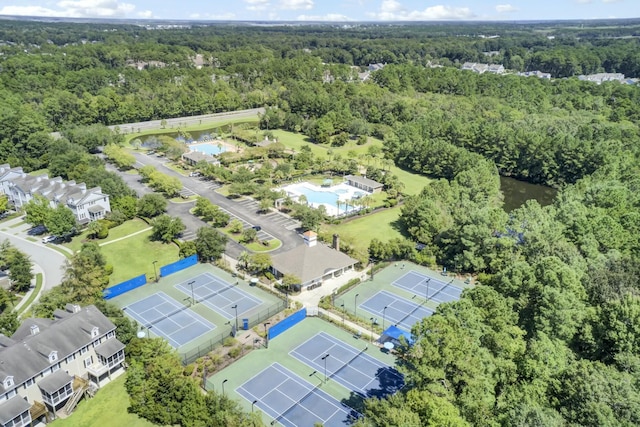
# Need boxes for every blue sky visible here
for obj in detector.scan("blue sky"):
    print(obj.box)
[0,0,637,21]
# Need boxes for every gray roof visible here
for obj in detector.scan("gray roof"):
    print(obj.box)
[182,151,216,163]
[0,306,117,393]
[271,243,358,284]
[95,338,125,358]
[0,396,30,424]
[87,205,105,213]
[344,175,383,189]
[4,171,105,207]
[37,369,72,394]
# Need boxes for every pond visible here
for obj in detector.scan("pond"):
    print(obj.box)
[500,176,558,212]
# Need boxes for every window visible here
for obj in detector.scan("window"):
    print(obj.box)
[3,376,13,388]
[83,356,93,368]
[48,351,58,363]
[81,346,88,355]
[107,331,115,339]
[91,327,99,338]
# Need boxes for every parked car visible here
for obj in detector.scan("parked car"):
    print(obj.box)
[42,235,57,244]
[252,225,262,231]
[28,225,47,236]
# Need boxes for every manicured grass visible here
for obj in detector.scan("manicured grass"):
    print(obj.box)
[322,206,406,260]
[124,117,259,146]
[389,165,431,196]
[17,273,42,316]
[101,229,179,285]
[8,220,26,228]
[64,219,151,253]
[271,129,383,160]
[49,374,157,427]
[244,239,282,252]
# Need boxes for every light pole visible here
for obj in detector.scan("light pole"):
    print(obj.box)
[152,260,158,282]
[252,400,258,412]
[370,317,376,343]
[354,293,360,320]
[340,302,345,324]
[232,304,238,332]
[425,278,431,302]
[264,322,271,348]
[382,306,388,332]
[188,280,196,305]
[222,379,228,395]
[321,354,330,383]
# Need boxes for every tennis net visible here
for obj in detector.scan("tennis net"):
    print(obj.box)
[395,300,426,329]
[192,280,236,304]
[429,280,455,301]
[270,378,323,426]
[144,304,189,328]
[329,346,368,380]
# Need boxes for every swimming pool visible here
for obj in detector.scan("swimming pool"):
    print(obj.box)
[279,182,370,217]
[190,143,225,156]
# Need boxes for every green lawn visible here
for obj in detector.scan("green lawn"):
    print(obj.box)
[49,374,157,427]
[322,206,406,260]
[271,129,384,160]
[101,229,179,285]
[64,219,151,254]
[389,165,431,195]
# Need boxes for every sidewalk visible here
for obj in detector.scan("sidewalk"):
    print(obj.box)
[318,307,381,342]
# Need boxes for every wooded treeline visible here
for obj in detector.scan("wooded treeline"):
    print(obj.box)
[1,19,640,426]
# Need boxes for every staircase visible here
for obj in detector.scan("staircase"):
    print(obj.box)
[62,377,90,415]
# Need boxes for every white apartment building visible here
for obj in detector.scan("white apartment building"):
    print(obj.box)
[0,165,110,225]
[0,305,125,426]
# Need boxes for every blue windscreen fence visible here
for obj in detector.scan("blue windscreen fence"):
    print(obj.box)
[268,308,307,341]
[159,255,198,278]
[103,274,147,300]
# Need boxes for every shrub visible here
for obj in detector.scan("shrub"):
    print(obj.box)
[223,337,236,347]
[228,346,241,358]
[183,364,195,376]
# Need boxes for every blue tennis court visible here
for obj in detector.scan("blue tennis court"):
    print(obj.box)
[123,292,215,348]
[393,270,463,303]
[237,363,358,427]
[175,272,262,319]
[290,332,404,398]
[360,290,433,332]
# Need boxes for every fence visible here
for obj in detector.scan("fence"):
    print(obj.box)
[103,274,147,300]
[268,307,307,341]
[159,254,197,278]
[179,299,287,365]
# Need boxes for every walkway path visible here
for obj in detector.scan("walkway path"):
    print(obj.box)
[99,227,152,246]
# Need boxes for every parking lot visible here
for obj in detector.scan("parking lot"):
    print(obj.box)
[233,198,300,231]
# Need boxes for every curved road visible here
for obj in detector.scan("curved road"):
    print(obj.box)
[0,221,67,303]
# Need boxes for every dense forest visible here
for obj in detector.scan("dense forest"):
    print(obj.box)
[2,18,640,426]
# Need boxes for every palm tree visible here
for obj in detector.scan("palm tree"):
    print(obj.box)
[335,198,342,215]
[238,251,251,271]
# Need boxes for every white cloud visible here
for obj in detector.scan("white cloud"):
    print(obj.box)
[602,0,621,3]
[280,0,314,10]
[137,10,153,18]
[245,0,270,11]
[496,4,518,13]
[370,3,475,20]
[0,0,137,18]
[575,0,592,3]
[296,13,352,21]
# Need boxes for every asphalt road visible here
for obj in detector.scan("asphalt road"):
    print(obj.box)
[51,108,265,139]
[0,222,66,297]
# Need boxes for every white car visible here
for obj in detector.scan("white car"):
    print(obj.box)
[42,235,57,244]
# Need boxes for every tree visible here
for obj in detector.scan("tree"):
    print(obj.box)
[23,194,51,226]
[228,219,243,234]
[137,193,167,218]
[0,311,19,336]
[247,253,272,274]
[8,250,33,293]
[45,204,77,237]
[194,227,227,261]
[0,195,8,214]
[281,274,300,292]
[151,215,185,243]
[240,227,257,244]
[179,241,197,258]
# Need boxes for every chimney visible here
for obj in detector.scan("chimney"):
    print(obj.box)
[29,325,39,335]
[333,234,340,251]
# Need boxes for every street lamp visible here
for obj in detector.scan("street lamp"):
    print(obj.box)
[425,278,431,302]
[252,400,258,412]
[370,317,376,343]
[264,322,271,348]
[321,354,330,383]
[354,293,360,319]
[340,302,345,324]
[232,304,239,332]
[370,258,375,281]
[152,260,158,282]
[188,280,196,305]
[222,379,228,395]
[382,306,388,332]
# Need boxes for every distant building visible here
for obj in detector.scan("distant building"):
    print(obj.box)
[271,232,358,290]
[461,62,502,74]
[518,70,552,79]
[181,151,220,167]
[0,305,125,425]
[0,165,110,225]
[578,73,625,84]
[344,175,383,193]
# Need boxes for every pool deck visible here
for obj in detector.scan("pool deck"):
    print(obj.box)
[279,181,370,218]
